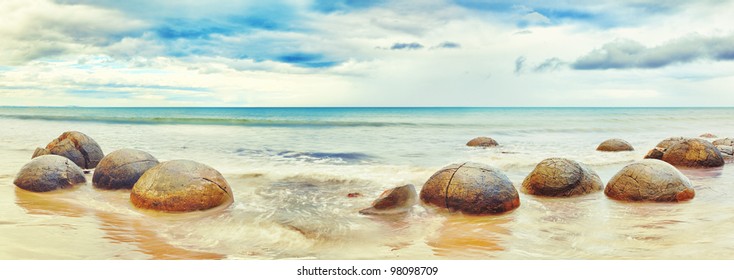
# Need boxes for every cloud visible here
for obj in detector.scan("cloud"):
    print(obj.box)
[390,42,424,50]
[433,41,461,49]
[514,56,526,74]
[572,34,734,70]
[534,57,565,72]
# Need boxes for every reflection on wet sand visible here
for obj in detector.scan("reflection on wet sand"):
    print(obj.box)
[427,214,512,258]
[14,185,224,260]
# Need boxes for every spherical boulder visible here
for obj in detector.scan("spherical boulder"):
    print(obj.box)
[466,137,498,147]
[131,160,233,212]
[93,149,159,190]
[661,138,724,168]
[656,137,688,150]
[359,184,417,215]
[420,162,519,215]
[596,138,634,152]
[13,155,86,192]
[33,131,104,169]
[713,138,734,146]
[521,158,603,197]
[605,160,694,202]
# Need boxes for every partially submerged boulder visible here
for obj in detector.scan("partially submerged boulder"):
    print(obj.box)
[466,137,498,147]
[605,159,694,202]
[359,184,417,215]
[661,138,724,168]
[521,158,602,197]
[700,133,717,138]
[596,138,634,152]
[14,155,86,192]
[131,160,234,212]
[93,149,159,190]
[420,162,519,215]
[33,131,104,169]
[717,145,734,156]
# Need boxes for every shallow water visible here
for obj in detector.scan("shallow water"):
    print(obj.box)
[1,107,733,259]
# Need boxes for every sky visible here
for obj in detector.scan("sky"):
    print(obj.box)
[1,0,734,107]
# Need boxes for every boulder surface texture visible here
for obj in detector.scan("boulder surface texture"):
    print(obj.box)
[521,158,603,197]
[14,155,86,192]
[605,159,695,202]
[93,149,159,190]
[33,131,104,169]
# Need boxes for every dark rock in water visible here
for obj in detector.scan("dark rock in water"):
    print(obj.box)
[93,149,159,190]
[33,131,104,169]
[700,133,717,138]
[466,137,499,147]
[359,184,417,215]
[13,155,86,192]
[521,158,602,197]
[420,162,519,215]
[662,138,724,168]
[131,160,233,212]
[713,138,734,146]
[605,159,694,202]
[347,192,362,198]
[655,137,688,150]
[644,148,665,160]
[716,145,734,156]
[596,138,634,152]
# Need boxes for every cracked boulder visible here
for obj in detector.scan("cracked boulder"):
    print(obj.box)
[420,162,519,215]
[33,131,104,169]
[14,155,86,192]
[93,149,159,190]
[359,184,417,215]
[466,137,498,147]
[131,160,233,212]
[521,158,603,197]
[596,138,634,152]
[605,159,694,202]
[661,138,724,168]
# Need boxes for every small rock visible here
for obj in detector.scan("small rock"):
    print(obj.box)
[521,158,603,197]
[33,131,104,169]
[420,162,519,215]
[717,145,734,156]
[596,138,634,152]
[700,133,717,138]
[347,192,362,198]
[466,137,499,147]
[131,160,234,212]
[359,184,418,215]
[713,138,734,146]
[93,149,159,190]
[13,155,86,192]
[662,138,724,168]
[644,148,665,160]
[605,159,694,202]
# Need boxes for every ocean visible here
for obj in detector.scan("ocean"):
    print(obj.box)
[1,107,733,259]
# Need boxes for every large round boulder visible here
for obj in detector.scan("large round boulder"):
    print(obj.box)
[33,131,104,169]
[661,138,724,168]
[521,158,602,197]
[466,137,498,147]
[655,137,688,150]
[420,162,519,215]
[93,149,159,190]
[596,138,634,152]
[13,155,86,192]
[131,160,233,212]
[605,160,694,202]
[359,184,417,215]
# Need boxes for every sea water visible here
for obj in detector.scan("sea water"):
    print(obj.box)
[1,107,733,259]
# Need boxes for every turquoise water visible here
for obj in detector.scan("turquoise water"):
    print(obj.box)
[1,107,734,259]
